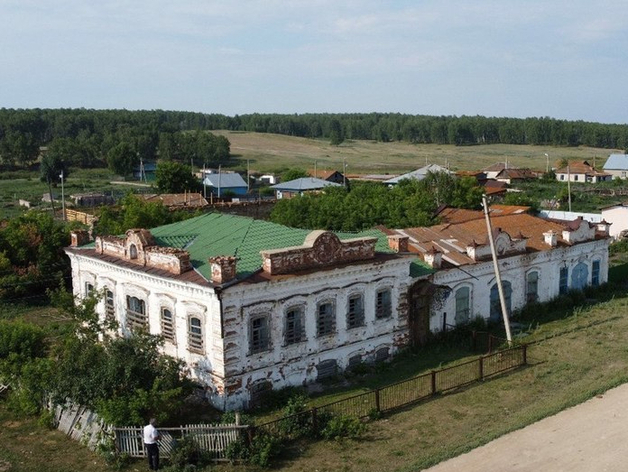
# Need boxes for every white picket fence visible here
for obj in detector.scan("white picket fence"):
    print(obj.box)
[114,423,248,461]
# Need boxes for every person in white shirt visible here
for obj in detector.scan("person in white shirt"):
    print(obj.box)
[143,418,161,470]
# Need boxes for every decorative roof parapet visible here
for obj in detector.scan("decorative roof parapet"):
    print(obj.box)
[562,217,596,244]
[260,230,378,276]
[94,228,191,275]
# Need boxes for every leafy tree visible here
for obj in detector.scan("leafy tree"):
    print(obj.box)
[329,119,344,145]
[0,212,70,300]
[107,141,138,176]
[40,152,69,209]
[155,161,200,193]
[281,168,309,182]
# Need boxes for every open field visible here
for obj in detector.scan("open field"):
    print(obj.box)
[215,130,620,175]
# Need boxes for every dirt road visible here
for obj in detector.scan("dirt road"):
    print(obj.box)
[425,383,628,472]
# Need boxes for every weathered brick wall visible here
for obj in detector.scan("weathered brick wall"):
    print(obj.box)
[261,231,377,275]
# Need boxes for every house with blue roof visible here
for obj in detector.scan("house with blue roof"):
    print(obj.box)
[271,177,342,199]
[202,171,248,196]
[603,153,628,179]
[65,213,431,410]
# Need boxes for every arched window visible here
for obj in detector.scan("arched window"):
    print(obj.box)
[284,306,305,345]
[571,262,588,290]
[347,293,365,329]
[129,244,138,259]
[592,260,601,286]
[161,308,175,343]
[316,300,335,336]
[250,315,270,354]
[454,286,471,325]
[188,316,203,353]
[526,271,539,303]
[490,281,512,322]
[105,289,115,322]
[126,295,147,330]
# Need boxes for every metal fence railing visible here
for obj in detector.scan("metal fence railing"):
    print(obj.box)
[256,344,528,437]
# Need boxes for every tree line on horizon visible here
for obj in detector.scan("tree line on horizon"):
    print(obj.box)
[1,108,627,170]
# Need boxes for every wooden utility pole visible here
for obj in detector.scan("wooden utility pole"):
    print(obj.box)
[482,195,513,345]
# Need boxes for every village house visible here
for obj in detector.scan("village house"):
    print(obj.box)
[307,169,347,185]
[383,164,451,185]
[603,153,628,179]
[554,161,611,183]
[65,207,610,410]
[271,177,342,199]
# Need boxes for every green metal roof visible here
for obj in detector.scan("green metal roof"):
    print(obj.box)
[148,213,397,281]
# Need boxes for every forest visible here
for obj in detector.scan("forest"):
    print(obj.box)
[1,109,627,171]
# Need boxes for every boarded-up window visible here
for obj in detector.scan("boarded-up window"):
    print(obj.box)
[375,347,390,362]
[376,289,392,319]
[188,316,203,353]
[248,380,273,409]
[347,294,365,329]
[526,271,539,303]
[105,289,115,322]
[250,315,270,354]
[317,301,335,337]
[126,296,147,331]
[316,359,338,380]
[161,308,175,343]
[284,306,305,345]
[559,267,569,294]
[348,354,362,369]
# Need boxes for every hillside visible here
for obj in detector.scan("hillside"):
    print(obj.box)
[214,130,619,175]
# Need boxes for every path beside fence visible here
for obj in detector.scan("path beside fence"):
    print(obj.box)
[256,344,527,437]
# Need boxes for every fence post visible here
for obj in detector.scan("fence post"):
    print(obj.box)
[522,344,528,365]
[375,389,381,413]
[247,426,255,447]
[478,355,484,380]
[431,370,437,395]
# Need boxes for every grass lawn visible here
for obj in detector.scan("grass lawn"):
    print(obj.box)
[3,281,628,472]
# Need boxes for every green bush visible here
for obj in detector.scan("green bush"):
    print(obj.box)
[166,436,211,471]
[225,433,281,468]
[278,395,312,439]
[320,414,366,440]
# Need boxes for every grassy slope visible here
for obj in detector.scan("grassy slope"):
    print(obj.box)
[2,286,628,471]
[215,130,619,175]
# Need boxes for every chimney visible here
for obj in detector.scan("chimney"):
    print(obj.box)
[543,230,557,247]
[209,256,237,284]
[423,246,442,269]
[70,230,90,247]
[387,235,409,253]
[596,220,611,237]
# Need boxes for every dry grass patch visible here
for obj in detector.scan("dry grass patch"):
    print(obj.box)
[215,130,618,175]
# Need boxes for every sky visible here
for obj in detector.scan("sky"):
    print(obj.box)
[1,0,627,124]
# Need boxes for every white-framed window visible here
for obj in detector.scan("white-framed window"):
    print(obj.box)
[85,282,94,296]
[188,316,203,353]
[454,286,471,324]
[375,288,392,319]
[126,295,147,331]
[284,306,305,345]
[250,315,270,354]
[347,293,365,329]
[105,289,115,321]
[526,271,539,303]
[161,307,175,343]
[316,300,335,337]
